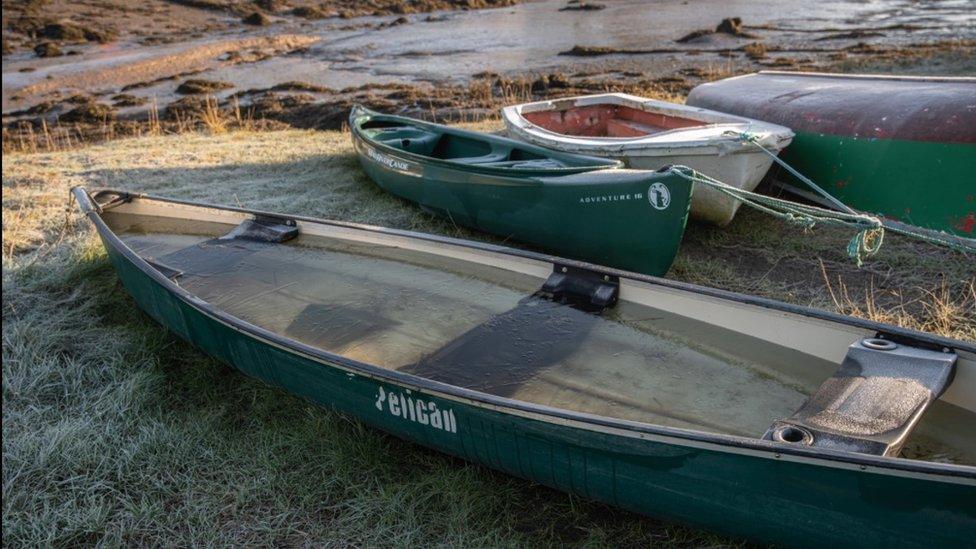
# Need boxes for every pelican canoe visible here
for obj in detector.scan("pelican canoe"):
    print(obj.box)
[501,93,795,226]
[349,106,692,277]
[76,187,976,546]
[686,71,976,236]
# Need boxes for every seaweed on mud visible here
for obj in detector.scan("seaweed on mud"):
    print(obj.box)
[176,79,235,95]
[743,42,767,60]
[33,41,62,57]
[245,92,317,116]
[112,94,149,107]
[560,1,605,11]
[292,6,333,19]
[165,96,210,119]
[817,30,885,41]
[271,81,336,93]
[653,75,688,85]
[559,45,621,57]
[39,22,116,43]
[25,101,56,115]
[253,0,287,12]
[166,0,236,12]
[242,11,271,26]
[381,17,409,28]
[530,73,570,92]
[60,102,116,123]
[64,94,94,105]
[677,17,758,43]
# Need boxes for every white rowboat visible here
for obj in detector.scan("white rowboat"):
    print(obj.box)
[502,93,795,226]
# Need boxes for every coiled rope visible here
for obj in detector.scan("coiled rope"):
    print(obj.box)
[670,166,886,265]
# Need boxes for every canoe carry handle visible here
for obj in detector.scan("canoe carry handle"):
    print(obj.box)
[537,264,619,313]
[71,188,132,214]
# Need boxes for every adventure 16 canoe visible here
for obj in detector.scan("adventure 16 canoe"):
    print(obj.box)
[687,71,976,237]
[502,93,794,226]
[76,187,975,546]
[349,106,693,277]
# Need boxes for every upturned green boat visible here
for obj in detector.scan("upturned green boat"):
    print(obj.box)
[687,71,976,237]
[349,106,693,277]
[76,187,975,546]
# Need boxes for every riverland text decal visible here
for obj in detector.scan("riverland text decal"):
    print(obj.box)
[363,144,419,175]
[375,386,458,433]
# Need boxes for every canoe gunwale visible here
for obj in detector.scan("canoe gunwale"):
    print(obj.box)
[73,187,976,481]
[349,106,625,175]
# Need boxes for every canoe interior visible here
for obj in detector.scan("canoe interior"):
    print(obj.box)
[359,118,619,169]
[524,104,707,138]
[100,203,976,466]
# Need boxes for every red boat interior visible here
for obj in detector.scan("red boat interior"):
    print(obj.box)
[523,104,708,137]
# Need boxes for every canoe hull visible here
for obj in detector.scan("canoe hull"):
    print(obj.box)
[90,213,976,547]
[351,132,693,277]
[772,131,975,235]
[686,71,976,236]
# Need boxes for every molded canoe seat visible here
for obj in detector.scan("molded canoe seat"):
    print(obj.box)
[220,216,299,243]
[375,128,441,155]
[449,152,512,165]
[764,338,956,456]
[474,159,567,169]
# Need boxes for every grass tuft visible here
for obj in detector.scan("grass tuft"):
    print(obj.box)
[2,127,971,546]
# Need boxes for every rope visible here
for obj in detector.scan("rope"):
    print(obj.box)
[733,131,975,254]
[670,166,885,265]
[731,130,857,215]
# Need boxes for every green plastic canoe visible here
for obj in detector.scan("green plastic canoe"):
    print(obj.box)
[349,106,693,277]
[687,71,976,237]
[76,188,976,546]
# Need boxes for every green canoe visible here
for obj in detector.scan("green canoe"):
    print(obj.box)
[76,188,976,546]
[349,106,693,277]
[687,71,976,237]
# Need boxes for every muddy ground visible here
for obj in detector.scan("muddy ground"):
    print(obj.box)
[3,0,974,149]
[2,0,519,53]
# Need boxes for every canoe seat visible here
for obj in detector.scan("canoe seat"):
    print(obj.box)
[219,215,299,244]
[473,159,567,169]
[375,128,441,156]
[763,338,956,456]
[450,145,563,169]
[449,152,512,165]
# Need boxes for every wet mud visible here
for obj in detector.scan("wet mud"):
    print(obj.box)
[2,0,974,150]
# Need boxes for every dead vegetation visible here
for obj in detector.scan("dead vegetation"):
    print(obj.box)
[822,266,975,341]
[2,67,696,153]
